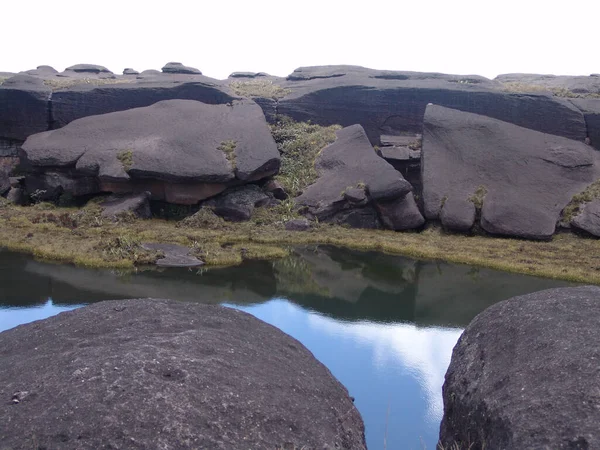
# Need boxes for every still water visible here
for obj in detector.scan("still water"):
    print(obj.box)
[0,246,572,449]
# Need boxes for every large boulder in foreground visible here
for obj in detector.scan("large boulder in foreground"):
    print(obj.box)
[422,105,600,239]
[21,99,280,204]
[296,124,423,230]
[440,286,600,449]
[0,299,366,449]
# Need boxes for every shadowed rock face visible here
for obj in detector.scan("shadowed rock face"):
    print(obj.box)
[422,105,600,239]
[0,299,366,450]
[297,124,423,229]
[571,199,600,236]
[274,66,587,144]
[570,98,600,150]
[440,286,600,450]
[21,99,280,204]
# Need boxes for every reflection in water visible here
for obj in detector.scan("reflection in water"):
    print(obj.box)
[0,246,574,449]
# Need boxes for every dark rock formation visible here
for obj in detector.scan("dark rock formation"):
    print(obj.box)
[0,157,18,195]
[161,62,202,75]
[6,187,25,204]
[571,199,600,236]
[140,243,204,267]
[100,192,151,220]
[297,124,423,229]
[277,66,586,144]
[65,64,112,74]
[440,286,600,450]
[229,72,270,78]
[571,98,600,150]
[122,68,139,75]
[21,99,280,204]
[0,299,365,449]
[374,195,425,231]
[203,184,272,221]
[23,65,58,76]
[0,74,52,141]
[440,197,476,232]
[422,105,600,239]
[263,179,288,200]
[285,218,312,231]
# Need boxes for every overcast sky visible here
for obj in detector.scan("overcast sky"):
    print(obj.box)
[4,0,598,80]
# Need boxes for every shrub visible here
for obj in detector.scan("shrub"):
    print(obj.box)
[218,140,237,169]
[117,150,133,171]
[469,185,487,210]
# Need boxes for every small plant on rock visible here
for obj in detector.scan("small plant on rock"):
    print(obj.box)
[117,150,134,171]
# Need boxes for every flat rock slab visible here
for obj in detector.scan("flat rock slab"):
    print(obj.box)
[440,286,600,449]
[141,243,204,267]
[0,299,366,449]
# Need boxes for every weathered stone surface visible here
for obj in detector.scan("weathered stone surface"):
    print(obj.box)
[100,192,151,220]
[23,65,58,76]
[0,75,51,141]
[6,187,25,205]
[0,299,365,449]
[204,185,272,221]
[122,68,139,75]
[571,98,600,151]
[297,124,412,228]
[374,194,425,231]
[285,218,312,231]
[24,171,99,201]
[422,105,600,239]
[22,100,280,203]
[65,63,112,74]
[0,139,21,157]
[140,244,204,267]
[344,187,368,205]
[229,71,270,78]
[440,286,600,450]
[51,76,236,129]
[161,62,202,75]
[263,179,288,200]
[277,66,586,143]
[440,196,476,232]
[0,157,18,195]
[571,199,600,236]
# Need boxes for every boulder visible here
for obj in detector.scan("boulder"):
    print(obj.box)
[203,184,272,221]
[263,179,288,200]
[122,68,139,75]
[374,194,425,231]
[571,199,600,236]
[64,64,112,74]
[140,243,204,267]
[23,65,58,76]
[570,98,600,150]
[161,62,202,75]
[277,66,586,144]
[0,139,21,157]
[0,157,19,195]
[440,286,600,450]
[6,187,25,205]
[440,196,476,232]
[422,105,600,240]
[0,299,365,449]
[51,76,236,129]
[24,171,99,201]
[22,99,280,204]
[285,218,312,231]
[297,124,421,229]
[0,74,51,141]
[229,72,270,78]
[100,192,151,220]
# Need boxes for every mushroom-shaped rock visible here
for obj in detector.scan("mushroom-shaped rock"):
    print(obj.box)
[440,286,600,449]
[21,99,280,204]
[422,105,600,240]
[297,124,419,229]
[65,64,112,74]
[122,68,139,75]
[0,299,366,449]
[571,199,600,237]
[161,62,202,75]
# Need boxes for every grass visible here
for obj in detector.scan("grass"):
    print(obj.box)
[501,82,600,98]
[0,77,7,86]
[117,150,134,171]
[1,202,600,284]
[217,140,237,169]
[230,79,291,100]
[469,186,487,210]
[42,77,135,91]
[562,179,600,223]
[270,117,341,197]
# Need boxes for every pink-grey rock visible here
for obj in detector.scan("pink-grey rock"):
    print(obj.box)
[571,199,600,237]
[440,196,477,232]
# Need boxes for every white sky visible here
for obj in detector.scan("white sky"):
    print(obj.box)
[4,0,598,80]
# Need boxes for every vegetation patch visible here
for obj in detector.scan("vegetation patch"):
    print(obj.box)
[501,82,600,99]
[42,77,134,91]
[217,140,237,169]
[0,77,7,86]
[270,117,341,197]
[562,179,600,223]
[469,185,488,210]
[230,79,291,100]
[408,137,422,150]
[177,207,226,229]
[117,150,134,171]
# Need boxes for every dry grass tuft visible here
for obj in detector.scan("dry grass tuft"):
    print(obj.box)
[562,179,600,223]
[230,79,291,99]
[43,77,135,91]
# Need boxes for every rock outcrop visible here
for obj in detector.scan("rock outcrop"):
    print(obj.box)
[297,124,424,229]
[0,299,366,449]
[275,66,587,144]
[100,192,152,220]
[571,199,600,236]
[21,99,280,204]
[421,105,600,239]
[440,286,600,450]
[570,98,600,150]
[0,157,19,195]
[203,184,273,221]
[496,73,600,96]
[161,62,202,75]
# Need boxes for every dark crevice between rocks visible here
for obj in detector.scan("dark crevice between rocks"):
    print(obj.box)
[47,91,54,131]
